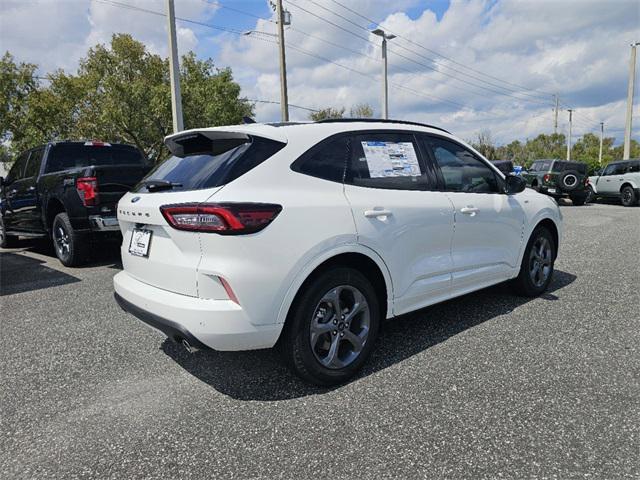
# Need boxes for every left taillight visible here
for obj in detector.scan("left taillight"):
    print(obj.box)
[76,177,98,206]
[160,203,282,235]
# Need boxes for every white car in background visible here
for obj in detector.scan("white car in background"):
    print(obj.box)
[113,119,562,385]
[588,159,640,206]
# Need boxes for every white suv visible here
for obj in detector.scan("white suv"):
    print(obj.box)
[588,159,640,206]
[113,120,562,385]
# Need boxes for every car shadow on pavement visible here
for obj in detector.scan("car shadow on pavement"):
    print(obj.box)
[162,269,577,401]
[0,251,81,296]
[4,238,123,269]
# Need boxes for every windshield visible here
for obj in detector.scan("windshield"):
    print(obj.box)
[46,144,144,173]
[134,135,285,193]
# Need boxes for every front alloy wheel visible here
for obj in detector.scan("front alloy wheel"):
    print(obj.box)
[513,226,556,297]
[529,236,553,288]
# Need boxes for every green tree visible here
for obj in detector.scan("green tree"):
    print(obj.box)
[0,52,39,154]
[611,139,640,160]
[309,107,345,121]
[470,130,497,160]
[349,103,373,118]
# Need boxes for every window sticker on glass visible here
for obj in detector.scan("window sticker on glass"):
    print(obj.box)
[361,141,420,178]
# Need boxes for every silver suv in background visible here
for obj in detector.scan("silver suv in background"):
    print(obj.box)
[588,159,640,207]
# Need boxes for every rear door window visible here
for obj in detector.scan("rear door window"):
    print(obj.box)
[136,134,285,193]
[529,160,552,172]
[24,148,44,178]
[627,161,640,173]
[45,144,145,173]
[346,132,430,190]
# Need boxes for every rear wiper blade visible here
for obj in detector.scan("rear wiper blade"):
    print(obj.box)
[142,180,183,192]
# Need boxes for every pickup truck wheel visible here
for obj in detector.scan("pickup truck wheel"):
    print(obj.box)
[512,226,555,297]
[280,267,380,386]
[0,217,20,248]
[52,213,89,267]
[621,185,638,207]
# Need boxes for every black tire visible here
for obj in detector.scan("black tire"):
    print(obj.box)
[585,185,595,204]
[52,212,89,267]
[621,185,638,207]
[558,170,580,192]
[0,216,20,248]
[280,267,380,386]
[512,226,556,297]
[570,194,587,206]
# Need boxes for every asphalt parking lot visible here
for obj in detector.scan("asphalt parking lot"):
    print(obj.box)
[1,203,639,479]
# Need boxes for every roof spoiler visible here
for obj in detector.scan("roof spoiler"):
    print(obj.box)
[164,130,250,157]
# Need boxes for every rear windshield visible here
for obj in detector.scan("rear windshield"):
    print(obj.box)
[552,161,587,173]
[46,144,144,173]
[134,134,285,193]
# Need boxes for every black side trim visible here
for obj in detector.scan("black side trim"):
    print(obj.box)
[114,292,209,351]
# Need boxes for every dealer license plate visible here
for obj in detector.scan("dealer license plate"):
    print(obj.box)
[129,228,152,257]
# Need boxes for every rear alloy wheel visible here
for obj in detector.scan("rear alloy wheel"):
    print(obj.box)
[281,267,380,385]
[512,226,555,297]
[621,185,638,207]
[52,212,89,267]
[0,216,20,248]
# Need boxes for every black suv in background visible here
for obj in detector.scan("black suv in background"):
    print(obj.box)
[0,141,150,266]
[521,159,590,205]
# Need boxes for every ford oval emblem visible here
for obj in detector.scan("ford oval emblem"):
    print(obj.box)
[131,196,141,203]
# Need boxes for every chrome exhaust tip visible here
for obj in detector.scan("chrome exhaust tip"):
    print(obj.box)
[181,338,200,354]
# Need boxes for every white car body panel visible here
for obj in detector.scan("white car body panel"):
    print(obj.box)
[114,122,563,351]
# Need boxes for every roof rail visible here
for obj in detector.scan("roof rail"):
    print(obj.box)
[315,118,450,134]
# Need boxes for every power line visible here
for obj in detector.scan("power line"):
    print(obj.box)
[326,0,557,98]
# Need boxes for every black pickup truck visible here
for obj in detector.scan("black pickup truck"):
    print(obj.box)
[0,141,150,266]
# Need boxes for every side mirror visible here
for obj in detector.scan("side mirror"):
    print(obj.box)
[505,174,526,195]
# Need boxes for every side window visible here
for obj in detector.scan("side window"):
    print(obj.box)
[291,135,348,183]
[24,148,44,178]
[425,136,499,193]
[603,164,616,176]
[345,132,429,190]
[627,161,640,173]
[5,152,29,183]
[611,163,627,175]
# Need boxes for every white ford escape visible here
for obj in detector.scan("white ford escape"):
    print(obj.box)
[114,119,562,385]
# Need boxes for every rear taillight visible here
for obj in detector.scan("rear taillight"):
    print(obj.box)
[584,177,590,185]
[160,203,282,235]
[543,174,551,183]
[76,177,98,206]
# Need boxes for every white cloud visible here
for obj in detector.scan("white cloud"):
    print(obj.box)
[0,0,638,144]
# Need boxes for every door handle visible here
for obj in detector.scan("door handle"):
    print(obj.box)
[460,206,479,215]
[364,209,393,218]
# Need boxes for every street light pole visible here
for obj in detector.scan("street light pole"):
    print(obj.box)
[599,122,604,166]
[623,42,639,160]
[372,29,396,119]
[275,0,289,122]
[566,109,573,161]
[166,0,183,133]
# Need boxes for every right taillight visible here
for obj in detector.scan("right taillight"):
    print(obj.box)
[543,174,551,183]
[160,203,282,235]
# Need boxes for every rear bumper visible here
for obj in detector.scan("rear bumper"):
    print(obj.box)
[113,271,282,351]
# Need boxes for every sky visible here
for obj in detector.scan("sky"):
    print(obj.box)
[0,0,638,145]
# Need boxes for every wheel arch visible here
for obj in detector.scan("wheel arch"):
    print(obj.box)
[620,182,636,193]
[276,246,394,327]
[45,198,67,234]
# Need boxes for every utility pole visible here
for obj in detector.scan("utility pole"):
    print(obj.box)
[566,109,573,161]
[553,94,559,134]
[599,122,604,166]
[166,0,183,133]
[275,0,289,122]
[623,42,639,160]
[372,29,396,119]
